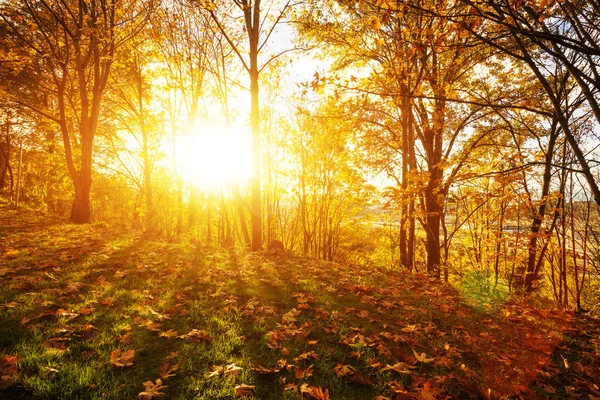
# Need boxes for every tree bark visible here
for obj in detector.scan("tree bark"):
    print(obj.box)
[249,1,262,251]
[399,83,410,270]
[524,119,559,292]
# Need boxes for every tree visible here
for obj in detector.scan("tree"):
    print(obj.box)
[103,31,163,230]
[457,0,600,207]
[203,0,298,251]
[0,0,153,223]
[298,0,493,277]
[154,0,216,239]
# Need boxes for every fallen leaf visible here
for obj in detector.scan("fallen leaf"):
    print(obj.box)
[178,329,211,342]
[138,379,167,399]
[80,307,94,315]
[235,384,255,398]
[294,351,319,362]
[110,349,135,367]
[412,349,434,363]
[0,355,19,389]
[300,384,330,400]
[249,362,280,374]
[81,324,100,342]
[418,381,441,400]
[294,364,314,379]
[41,338,68,354]
[283,382,299,392]
[159,329,178,339]
[116,332,133,344]
[382,362,416,374]
[333,363,355,377]
[101,299,114,307]
[207,363,242,377]
[158,362,179,379]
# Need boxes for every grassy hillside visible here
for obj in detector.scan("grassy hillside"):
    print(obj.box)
[1,206,599,399]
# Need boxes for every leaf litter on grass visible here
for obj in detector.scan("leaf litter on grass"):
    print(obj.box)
[1,207,600,398]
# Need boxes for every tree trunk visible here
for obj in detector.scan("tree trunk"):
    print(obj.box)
[137,54,153,230]
[70,133,93,223]
[0,119,10,191]
[399,83,410,270]
[249,3,262,251]
[425,176,442,278]
[71,177,92,223]
[524,120,558,292]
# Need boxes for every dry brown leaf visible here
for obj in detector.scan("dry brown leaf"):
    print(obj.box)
[116,332,133,344]
[412,349,434,363]
[178,329,211,342]
[300,384,330,400]
[418,382,441,400]
[248,362,280,374]
[283,382,299,392]
[333,363,355,377]
[138,379,167,399]
[110,349,135,367]
[41,338,68,354]
[382,362,416,374]
[294,364,314,379]
[0,355,19,389]
[79,307,94,315]
[158,362,179,379]
[80,324,100,342]
[235,384,255,398]
[294,350,319,362]
[282,308,302,324]
[377,343,392,357]
[159,329,178,339]
[207,363,242,377]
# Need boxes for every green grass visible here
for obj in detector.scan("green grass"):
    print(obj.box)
[2,206,600,399]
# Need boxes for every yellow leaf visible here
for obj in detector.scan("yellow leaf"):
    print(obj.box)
[412,349,434,363]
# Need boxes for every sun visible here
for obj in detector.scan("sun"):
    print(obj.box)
[180,122,251,189]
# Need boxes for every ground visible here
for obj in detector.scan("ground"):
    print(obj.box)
[1,206,600,399]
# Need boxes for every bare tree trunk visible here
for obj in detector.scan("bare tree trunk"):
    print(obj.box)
[494,195,506,286]
[15,140,23,208]
[248,3,262,251]
[399,83,410,270]
[70,132,93,223]
[136,53,153,230]
[524,120,559,292]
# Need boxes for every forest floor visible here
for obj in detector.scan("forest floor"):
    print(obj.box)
[1,206,600,399]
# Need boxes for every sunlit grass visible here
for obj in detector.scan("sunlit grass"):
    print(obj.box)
[1,207,599,399]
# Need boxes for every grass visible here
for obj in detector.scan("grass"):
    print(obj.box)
[1,206,600,399]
